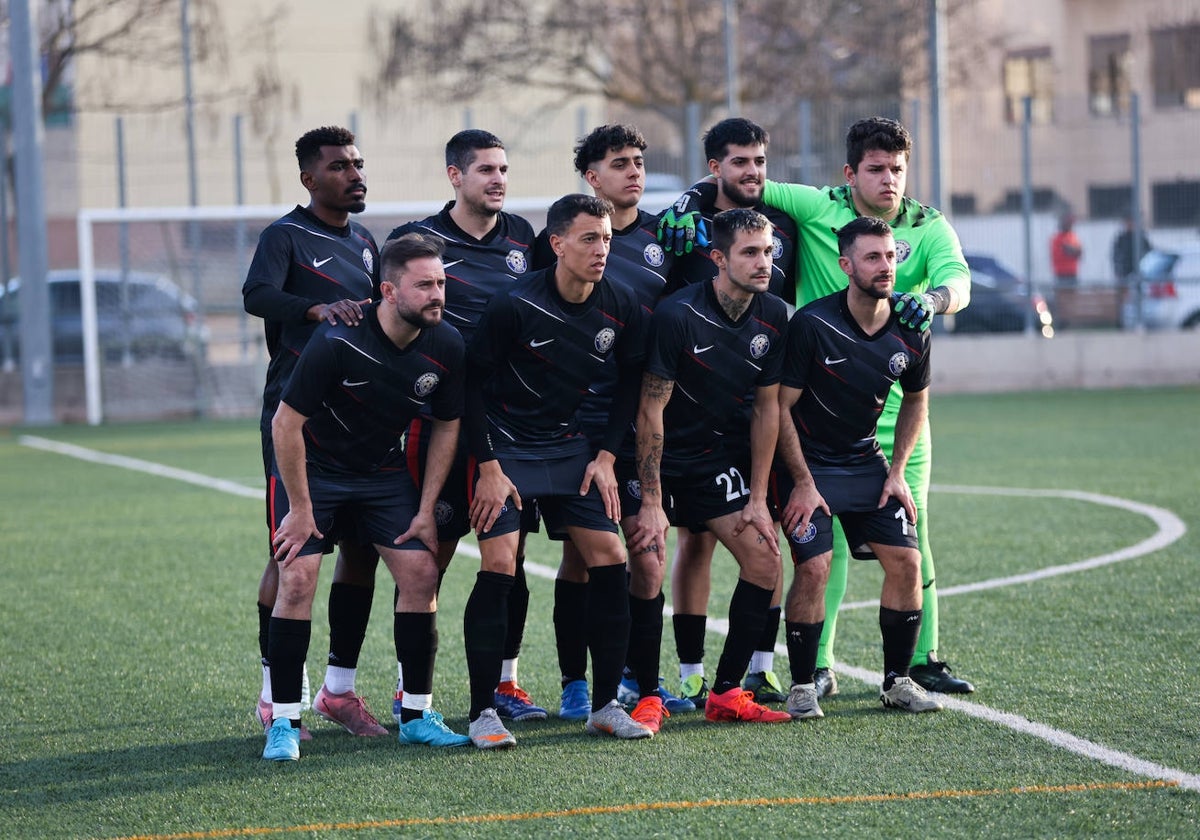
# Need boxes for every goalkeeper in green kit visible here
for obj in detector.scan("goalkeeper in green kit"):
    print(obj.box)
[658,116,974,695]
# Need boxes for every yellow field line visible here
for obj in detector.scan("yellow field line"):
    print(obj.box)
[111,780,1179,840]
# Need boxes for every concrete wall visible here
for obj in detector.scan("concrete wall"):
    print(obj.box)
[931,330,1200,393]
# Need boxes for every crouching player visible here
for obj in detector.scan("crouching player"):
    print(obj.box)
[775,216,943,720]
[263,233,470,760]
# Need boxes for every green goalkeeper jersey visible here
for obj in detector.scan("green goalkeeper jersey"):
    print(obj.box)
[762,181,971,308]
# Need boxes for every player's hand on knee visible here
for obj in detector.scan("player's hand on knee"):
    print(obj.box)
[782,484,829,539]
[273,510,322,566]
[396,510,438,555]
[470,464,521,535]
[879,474,917,525]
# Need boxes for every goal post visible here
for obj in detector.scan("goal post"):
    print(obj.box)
[77,196,653,424]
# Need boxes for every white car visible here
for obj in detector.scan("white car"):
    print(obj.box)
[1121,245,1200,330]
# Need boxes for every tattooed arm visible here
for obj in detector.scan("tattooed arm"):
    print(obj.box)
[629,371,674,565]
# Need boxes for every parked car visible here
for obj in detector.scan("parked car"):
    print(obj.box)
[1120,245,1200,330]
[937,253,1054,336]
[0,269,206,364]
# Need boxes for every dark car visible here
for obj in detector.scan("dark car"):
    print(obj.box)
[0,269,206,364]
[937,253,1054,337]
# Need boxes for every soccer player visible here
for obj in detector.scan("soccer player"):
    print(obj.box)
[386,130,546,722]
[263,233,470,761]
[629,208,792,725]
[242,125,388,741]
[463,194,652,747]
[531,124,690,730]
[665,118,799,708]
[660,116,974,697]
[775,216,942,719]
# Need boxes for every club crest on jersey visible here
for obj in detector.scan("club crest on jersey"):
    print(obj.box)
[506,249,528,274]
[895,239,912,264]
[790,522,817,544]
[888,352,910,377]
[414,372,440,398]
[749,333,770,359]
[643,242,665,267]
[362,248,374,273]
[594,327,617,354]
[626,479,642,500]
[434,500,454,526]
[771,235,783,260]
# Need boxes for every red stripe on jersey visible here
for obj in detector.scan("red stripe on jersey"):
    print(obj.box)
[267,473,279,547]
[406,418,426,484]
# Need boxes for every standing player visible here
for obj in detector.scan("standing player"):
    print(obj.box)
[775,217,942,720]
[664,118,798,709]
[242,125,388,741]
[386,130,546,722]
[463,194,652,748]
[263,233,470,761]
[532,124,691,730]
[629,208,792,725]
[661,116,974,697]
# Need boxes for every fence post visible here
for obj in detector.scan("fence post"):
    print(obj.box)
[1021,96,1034,334]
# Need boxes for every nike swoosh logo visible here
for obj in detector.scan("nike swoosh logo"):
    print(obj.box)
[313,257,333,268]
[530,339,554,348]
[443,259,464,269]
[693,345,714,354]
[341,379,368,387]
[824,356,847,365]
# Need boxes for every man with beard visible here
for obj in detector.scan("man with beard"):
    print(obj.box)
[243,125,388,741]
[774,216,941,720]
[263,233,470,760]
[386,130,546,723]
[661,116,974,699]
[664,118,797,709]
[628,208,792,726]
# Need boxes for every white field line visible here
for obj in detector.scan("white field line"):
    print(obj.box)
[18,435,1198,791]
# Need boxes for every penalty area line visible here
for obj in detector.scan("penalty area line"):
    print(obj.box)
[20,439,1199,795]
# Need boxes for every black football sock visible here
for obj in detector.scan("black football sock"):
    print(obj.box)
[267,616,311,707]
[586,563,631,710]
[503,559,529,662]
[628,591,665,698]
[394,611,436,724]
[327,581,373,670]
[880,607,922,689]
[554,578,589,684]
[785,620,824,686]
[463,571,513,719]
[713,579,773,695]
[754,605,782,664]
[673,613,708,667]
[258,601,272,662]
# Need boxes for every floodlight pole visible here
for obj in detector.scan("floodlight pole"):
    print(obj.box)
[10,0,54,424]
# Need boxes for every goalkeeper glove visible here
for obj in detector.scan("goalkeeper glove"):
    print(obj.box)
[892,287,950,332]
[656,192,711,255]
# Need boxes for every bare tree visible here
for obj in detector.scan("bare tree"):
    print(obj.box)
[367,0,988,143]
[0,0,230,120]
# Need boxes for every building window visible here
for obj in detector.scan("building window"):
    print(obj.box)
[1151,24,1200,109]
[995,187,1061,213]
[1088,34,1131,116]
[1003,47,1054,124]
[1152,180,1200,227]
[950,193,977,216]
[1088,185,1134,220]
